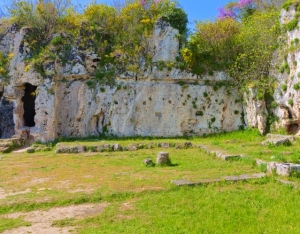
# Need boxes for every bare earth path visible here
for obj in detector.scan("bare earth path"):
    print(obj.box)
[1,203,109,234]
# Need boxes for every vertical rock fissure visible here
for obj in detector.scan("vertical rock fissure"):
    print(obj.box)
[22,83,37,127]
[0,96,15,139]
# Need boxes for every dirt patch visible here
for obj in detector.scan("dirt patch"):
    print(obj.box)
[13,146,31,153]
[119,199,138,212]
[0,188,31,200]
[2,203,109,234]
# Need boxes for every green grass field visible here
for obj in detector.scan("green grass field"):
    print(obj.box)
[1,129,300,233]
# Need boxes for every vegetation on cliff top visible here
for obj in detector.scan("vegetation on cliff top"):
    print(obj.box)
[183,0,284,98]
[0,0,295,96]
[0,0,188,83]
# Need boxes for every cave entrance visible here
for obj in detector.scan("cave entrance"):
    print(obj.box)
[22,83,37,127]
[286,123,299,135]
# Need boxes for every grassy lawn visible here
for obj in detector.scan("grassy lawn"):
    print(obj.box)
[78,181,300,234]
[0,147,259,205]
[1,129,300,233]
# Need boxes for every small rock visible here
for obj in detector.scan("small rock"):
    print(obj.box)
[184,142,193,148]
[161,142,170,148]
[276,163,290,176]
[128,144,137,151]
[27,148,35,153]
[220,154,241,161]
[143,158,154,166]
[112,144,122,151]
[156,152,171,165]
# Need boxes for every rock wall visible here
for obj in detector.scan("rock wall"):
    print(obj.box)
[0,21,245,141]
[0,96,15,138]
[271,6,300,135]
[53,80,243,138]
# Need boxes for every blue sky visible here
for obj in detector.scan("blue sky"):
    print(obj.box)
[72,0,233,28]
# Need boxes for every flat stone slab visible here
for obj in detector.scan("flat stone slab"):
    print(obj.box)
[219,154,242,161]
[198,145,242,160]
[172,173,265,186]
[261,134,295,146]
[266,134,294,140]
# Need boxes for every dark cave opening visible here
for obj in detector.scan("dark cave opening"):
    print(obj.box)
[22,83,37,127]
[287,123,299,135]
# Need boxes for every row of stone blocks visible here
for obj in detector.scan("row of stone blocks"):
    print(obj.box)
[55,142,193,154]
[198,145,242,161]
[266,162,300,176]
[198,143,300,177]
[0,138,26,153]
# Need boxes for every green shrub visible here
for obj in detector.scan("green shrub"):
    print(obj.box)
[196,111,204,116]
[0,52,9,77]
[293,38,299,44]
[285,19,299,31]
[282,0,294,11]
[51,36,63,46]
[293,83,300,90]
[282,84,287,91]
[162,7,188,35]
[288,99,294,106]
[95,70,106,80]
[177,80,185,86]
[270,101,278,109]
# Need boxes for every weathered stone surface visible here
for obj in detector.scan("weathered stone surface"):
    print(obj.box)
[128,144,137,151]
[0,97,15,139]
[184,142,193,148]
[55,144,86,154]
[161,142,170,148]
[0,137,25,152]
[112,143,121,151]
[276,163,290,176]
[267,162,300,176]
[156,151,170,165]
[244,88,268,135]
[143,158,154,166]
[0,23,248,142]
[219,154,242,161]
[261,134,294,146]
[271,8,300,133]
[151,19,179,62]
[27,147,35,153]
[172,173,266,186]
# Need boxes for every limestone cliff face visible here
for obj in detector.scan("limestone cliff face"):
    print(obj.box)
[53,81,242,138]
[0,20,245,141]
[270,7,300,135]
